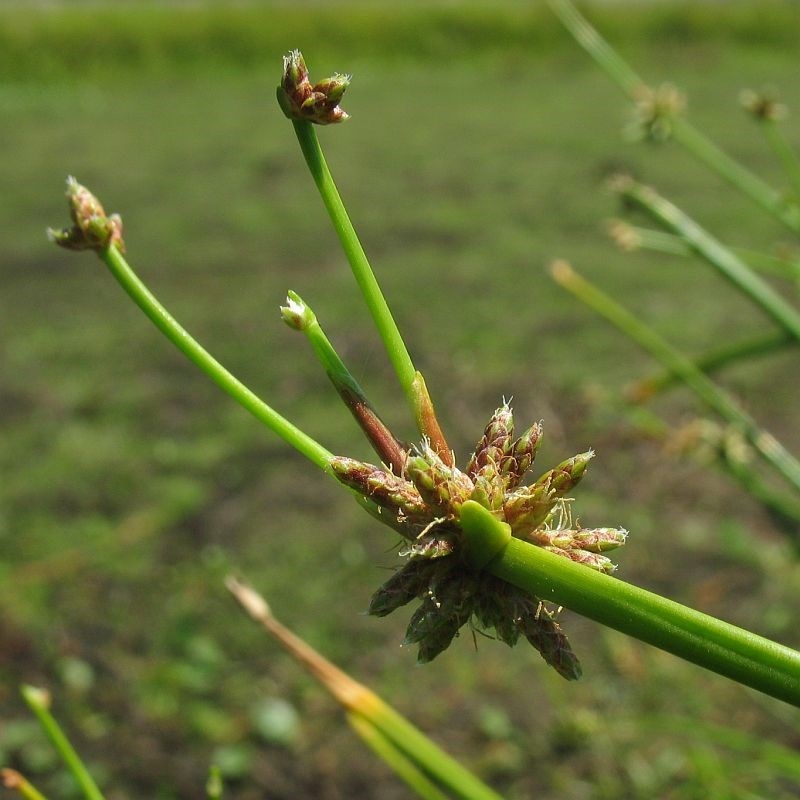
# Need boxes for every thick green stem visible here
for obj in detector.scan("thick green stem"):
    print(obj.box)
[459,504,800,707]
[21,686,106,800]
[550,260,800,493]
[100,246,333,473]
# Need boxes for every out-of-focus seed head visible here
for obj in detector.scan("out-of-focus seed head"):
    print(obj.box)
[627,82,686,142]
[740,88,787,122]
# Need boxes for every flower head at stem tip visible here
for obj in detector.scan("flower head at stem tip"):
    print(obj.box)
[48,176,125,253]
[278,49,350,125]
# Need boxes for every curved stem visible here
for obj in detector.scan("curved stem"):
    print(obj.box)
[100,246,333,473]
[460,502,800,707]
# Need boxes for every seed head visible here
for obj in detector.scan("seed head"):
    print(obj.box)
[48,177,125,253]
[277,50,350,125]
[339,400,626,676]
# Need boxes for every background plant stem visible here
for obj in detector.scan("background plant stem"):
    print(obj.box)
[548,0,800,234]
[551,260,800,493]
[20,687,106,800]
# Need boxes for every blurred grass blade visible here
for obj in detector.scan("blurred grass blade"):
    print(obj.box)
[647,715,800,780]
[226,577,503,800]
[20,686,105,800]
[458,502,800,707]
[548,0,800,234]
[550,260,800,494]
[347,714,450,800]
[615,178,800,343]
[618,404,800,527]
[752,109,800,201]
[1,770,50,800]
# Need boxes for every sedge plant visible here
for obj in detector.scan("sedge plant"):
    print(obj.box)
[38,47,800,795]
[548,0,800,532]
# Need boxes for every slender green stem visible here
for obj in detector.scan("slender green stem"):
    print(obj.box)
[99,246,333,473]
[618,179,800,343]
[358,696,504,800]
[548,0,800,234]
[290,121,418,420]
[761,118,800,201]
[610,221,800,281]
[547,0,642,95]
[459,503,800,707]
[550,260,800,493]
[670,119,800,235]
[632,330,792,398]
[282,290,409,471]
[20,686,106,800]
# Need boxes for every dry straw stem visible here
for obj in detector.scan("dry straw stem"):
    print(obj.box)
[1,770,49,800]
[225,577,504,800]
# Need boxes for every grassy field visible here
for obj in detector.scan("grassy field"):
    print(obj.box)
[2,3,800,798]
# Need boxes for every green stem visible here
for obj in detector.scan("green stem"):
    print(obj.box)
[618,179,800,343]
[459,503,800,707]
[547,0,642,95]
[632,330,792,398]
[20,686,106,800]
[610,222,800,281]
[549,0,800,234]
[346,713,450,800]
[283,290,409,471]
[550,260,800,493]
[761,118,800,201]
[670,118,800,235]
[99,246,333,473]
[290,121,419,424]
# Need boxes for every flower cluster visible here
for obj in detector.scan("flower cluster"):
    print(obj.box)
[332,404,627,678]
[277,50,350,125]
[47,177,125,253]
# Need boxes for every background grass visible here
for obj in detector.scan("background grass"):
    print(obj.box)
[2,2,800,798]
